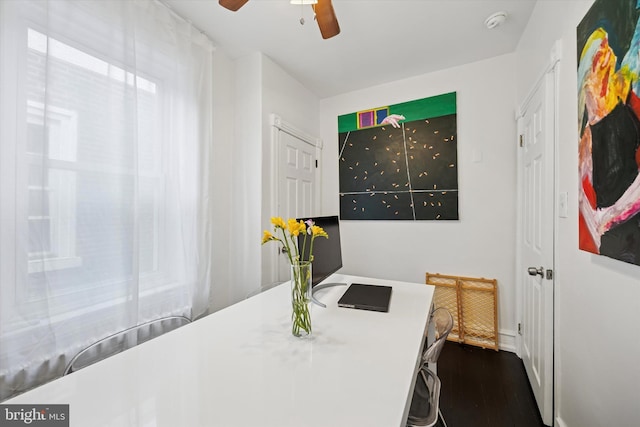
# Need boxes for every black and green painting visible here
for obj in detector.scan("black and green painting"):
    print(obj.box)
[338,92,458,220]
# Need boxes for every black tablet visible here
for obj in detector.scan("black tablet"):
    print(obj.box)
[337,283,392,312]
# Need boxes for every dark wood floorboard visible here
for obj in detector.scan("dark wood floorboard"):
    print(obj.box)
[432,342,546,427]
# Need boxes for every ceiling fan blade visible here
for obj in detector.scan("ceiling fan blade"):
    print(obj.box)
[219,0,249,12]
[314,0,340,39]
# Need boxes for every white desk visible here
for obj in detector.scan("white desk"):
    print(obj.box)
[6,274,434,427]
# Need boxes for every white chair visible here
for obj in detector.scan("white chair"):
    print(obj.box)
[407,307,453,427]
[63,316,191,375]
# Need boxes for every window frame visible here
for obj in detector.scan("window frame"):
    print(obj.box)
[25,100,83,274]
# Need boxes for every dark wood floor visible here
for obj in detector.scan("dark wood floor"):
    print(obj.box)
[433,342,546,427]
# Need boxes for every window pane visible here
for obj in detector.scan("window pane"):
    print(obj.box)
[27,123,45,155]
[28,163,44,184]
[28,218,51,255]
[139,177,158,275]
[24,28,162,293]
[76,170,135,283]
[28,188,50,218]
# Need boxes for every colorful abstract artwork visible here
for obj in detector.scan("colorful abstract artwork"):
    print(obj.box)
[338,93,458,220]
[578,0,640,265]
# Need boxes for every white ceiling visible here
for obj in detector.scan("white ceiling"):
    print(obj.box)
[165,0,537,98]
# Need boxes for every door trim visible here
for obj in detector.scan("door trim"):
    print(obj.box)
[267,114,322,287]
[271,114,323,150]
[515,40,561,426]
[515,40,562,120]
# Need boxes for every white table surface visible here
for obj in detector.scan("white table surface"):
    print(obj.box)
[5,274,434,427]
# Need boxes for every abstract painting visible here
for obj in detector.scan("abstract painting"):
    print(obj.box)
[578,0,640,265]
[338,93,458,220]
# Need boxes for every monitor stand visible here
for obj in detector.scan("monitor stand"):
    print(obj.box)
[311,282,348,308]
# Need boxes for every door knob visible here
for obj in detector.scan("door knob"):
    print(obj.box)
[527,266,544,277]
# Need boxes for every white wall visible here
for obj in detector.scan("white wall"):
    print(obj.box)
[226,53,263,304]
[260,55,321,289]
[516,1,640,426]
[261,55,320,143]
[211,52,320,302]
[210,47,236,313]
[319,53,518,350]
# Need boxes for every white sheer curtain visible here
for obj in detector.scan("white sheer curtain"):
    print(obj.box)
[0,0,213,400]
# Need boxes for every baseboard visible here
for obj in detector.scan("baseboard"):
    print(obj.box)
[498,329,517,353]
[555,415,568,427]
[448,330,516,352]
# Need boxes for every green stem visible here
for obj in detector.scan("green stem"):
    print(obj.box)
[291,262,312,337]
[301,232,308,263]
[280,230,295,264]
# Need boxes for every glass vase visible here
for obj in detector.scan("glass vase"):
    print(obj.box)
[290,261,312,337]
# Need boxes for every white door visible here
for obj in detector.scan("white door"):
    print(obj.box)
[277,130,316,282]
[518,72,555,426]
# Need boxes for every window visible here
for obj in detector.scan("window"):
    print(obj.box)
[357,107,390,129]
[19,28,169,309]
[0,0,213,401]
[26,101,81,274]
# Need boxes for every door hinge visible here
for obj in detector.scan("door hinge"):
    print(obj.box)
[518,323,522,335]
[546,269,553,280]
[519,134,524,147]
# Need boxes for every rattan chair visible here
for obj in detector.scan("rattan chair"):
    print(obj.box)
[63,316,191,375]
[407,307,453,427]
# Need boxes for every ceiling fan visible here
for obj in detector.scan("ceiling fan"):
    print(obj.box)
[218,0,340,39]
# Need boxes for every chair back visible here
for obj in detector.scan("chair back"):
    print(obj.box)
[407,367,441,427]
[64,316,191,375]
[423,307,453,364]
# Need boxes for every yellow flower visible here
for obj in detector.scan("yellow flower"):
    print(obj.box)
[271,216,286,229]
[261,230,277,244]
[287,218,306,236]
[311,225,328,238]
[262,216,330,270]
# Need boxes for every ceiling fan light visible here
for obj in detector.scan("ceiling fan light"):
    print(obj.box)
[290,0,318,4]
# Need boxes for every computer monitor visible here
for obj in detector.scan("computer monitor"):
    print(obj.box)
[296,215,343,287]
